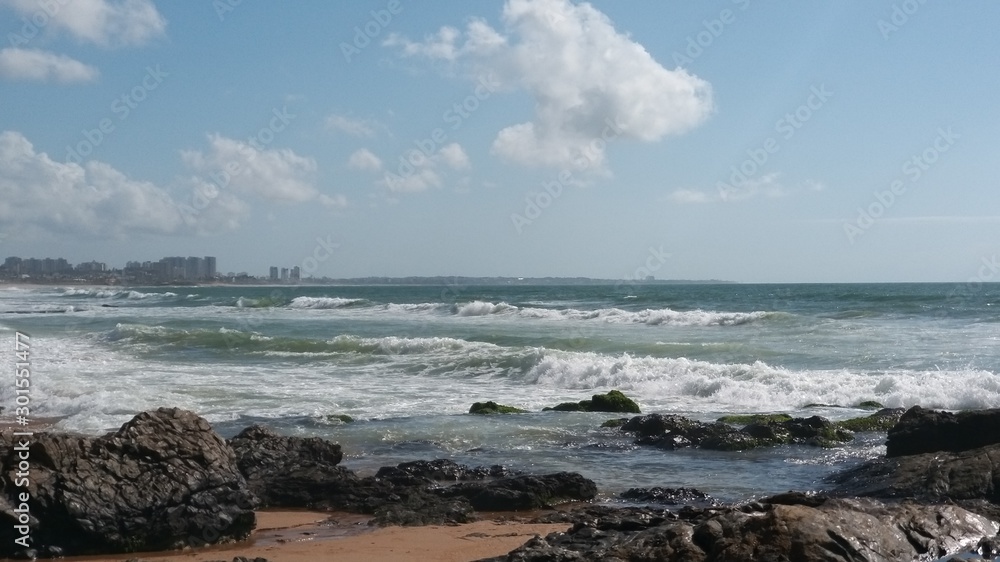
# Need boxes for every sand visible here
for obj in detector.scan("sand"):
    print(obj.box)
[63,511,568,562]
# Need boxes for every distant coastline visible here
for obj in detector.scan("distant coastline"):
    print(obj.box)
[1,276,736,287]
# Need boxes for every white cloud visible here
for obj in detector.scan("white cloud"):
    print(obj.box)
[0,130,187,237]
[347,148,383,171]
[326,114,377,137]
[319,194,348,208]
[438,142,470,170]
[387,0,712,171]
[668,173,805,204]
[0,48,98,83]
[3,0,167,47]
[378,143,472,193]
[181,134,318,203]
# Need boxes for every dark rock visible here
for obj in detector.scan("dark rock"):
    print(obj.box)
[620,487,716,506]
[487,499,999,562]
[0,408,256,558]
[469,401,528,415]
[837,407,905,432]
[227,424,345,508]
[716,413,792,425]
[886,406,1000,457]
[374,459,516,487]
[600,418,628,428]
[438,472,597,511]
[620,413,852,451]
[827,442,1000,504]
[857,400,885,410]
[543,390,640,414]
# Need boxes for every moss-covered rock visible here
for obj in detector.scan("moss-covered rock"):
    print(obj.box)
[469,401,527,415]
[619,413,853,452]
[837,408,905,432]
[717,413,793,425]
[856,401,885,410]
[590,390,641,413]
[543,390,640,414]
[601,418,628,428]
[326,414,355,423]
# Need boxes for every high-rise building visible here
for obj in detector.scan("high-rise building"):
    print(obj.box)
[204,256,217,278]
[290,266,300,281]
[280,267,289,281]
[269,266,279,281]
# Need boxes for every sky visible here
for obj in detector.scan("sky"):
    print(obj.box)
[1,0,999,283]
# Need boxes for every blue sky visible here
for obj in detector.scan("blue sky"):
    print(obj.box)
[2,0,999,282]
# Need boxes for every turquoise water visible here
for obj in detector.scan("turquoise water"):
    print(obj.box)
[2,282,999,501]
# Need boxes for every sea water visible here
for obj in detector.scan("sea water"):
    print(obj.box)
[2,282,999,502]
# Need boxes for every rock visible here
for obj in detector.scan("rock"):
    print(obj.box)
[886,406,1000,457]
[469,401,527,415]
[827,442,1000,504]
[620,413,852,451]
[0,408,256,558]
[374,459,516,487]
[620,487,716,506]
[437,472,597,511]
[487,498,999,562]
[600,418,627,428]
[543,390,640,414]
[857,400,885,410]
[837,408,905,432]
[227,424,345,508]
[326,414,354,423]
[716,413,792,425]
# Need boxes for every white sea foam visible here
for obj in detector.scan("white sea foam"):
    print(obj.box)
[454,300,518,316]
[288,296,366,309]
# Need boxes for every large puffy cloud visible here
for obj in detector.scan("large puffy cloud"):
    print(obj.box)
[386,0,712,171]
[0,47,98,83]
[181,134,319,203]
[0,130,186,236]
[2,0,167,47]
[0,130,345,239]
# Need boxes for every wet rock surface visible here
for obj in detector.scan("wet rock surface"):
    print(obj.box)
[0,408,256,558]
[886,406,1000,457]
[480,498,999,562]
[620,412,853,451]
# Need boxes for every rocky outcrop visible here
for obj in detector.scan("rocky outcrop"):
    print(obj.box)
[437,472,598,511]
[619,413,853,451]
[0,408,256,558]
[469,401,528,415]
[544,390,641,413]
[886,406,1000,457]
[227,424,346,508]
[836,408,905,432]
[619,487,717,507]
[482,497,999,562]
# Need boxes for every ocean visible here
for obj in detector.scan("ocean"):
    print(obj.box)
[2,282,999,503]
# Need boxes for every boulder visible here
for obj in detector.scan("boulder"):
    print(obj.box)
[227,424,346,508]
[619,413,852,451]
[827,442,1000,504]
[0,408,255,558]
[374,459,516,487]
[483,498,999,562]
[544,390,640,414]
[469,401,527,415]
[886,406,1000,457]
[620,487,716,506]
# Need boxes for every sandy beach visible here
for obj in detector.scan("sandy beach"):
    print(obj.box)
[62,511,568,562]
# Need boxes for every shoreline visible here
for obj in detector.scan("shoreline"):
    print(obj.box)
[52,510,569,562]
